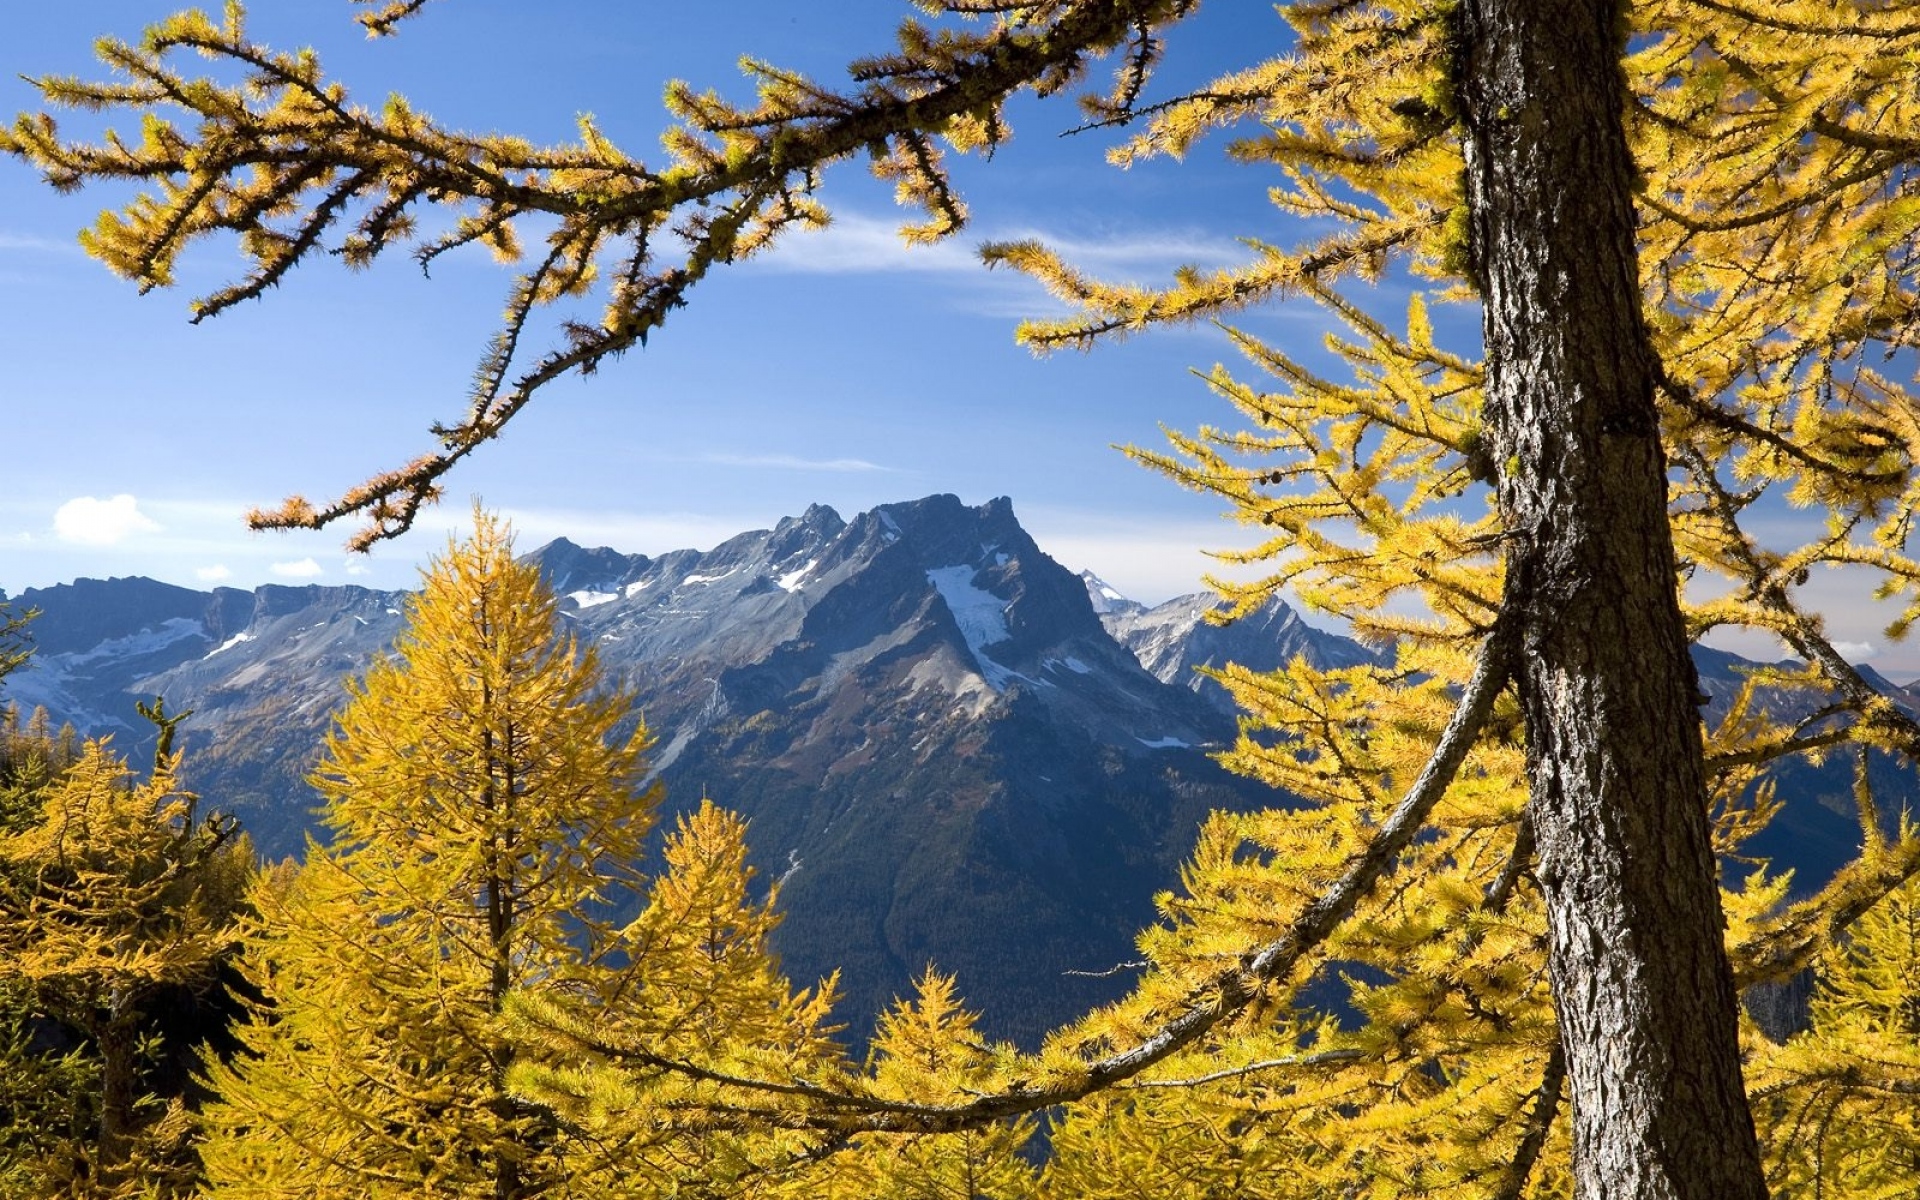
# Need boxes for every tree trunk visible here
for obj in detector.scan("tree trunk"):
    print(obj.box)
[96,1006,138,1182]
[1456,2,1769,1197]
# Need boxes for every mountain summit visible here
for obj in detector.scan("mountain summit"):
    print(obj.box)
[5,496,1295,1043]
[9,494,1904,1044]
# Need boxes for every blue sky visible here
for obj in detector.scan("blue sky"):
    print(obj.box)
[2,1,1306,606]
[2,3,1912,674]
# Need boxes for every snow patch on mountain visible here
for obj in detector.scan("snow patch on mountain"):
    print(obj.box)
[926,567,1009,649]
[1137,735,1192,750]
[1,662,132,735]
[205,631,254,658]
[777,561,817,592]
[926,566,1019,690]
[67,618,205,666]
[568,589,620,609]
[1078,570,1139,616]
[0,621,204,732]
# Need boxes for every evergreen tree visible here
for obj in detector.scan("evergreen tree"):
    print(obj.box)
[0,600,33,689]
[0,989,101,1198]
[1751,864,1920,1197]
[505,799,847,1199]
[819,972,1037,1200]
[196,510,663,1198]
[0,739,251,1196]
[0,702,79,832]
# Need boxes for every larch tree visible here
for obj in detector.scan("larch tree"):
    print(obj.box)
[0,737,251,1196]
[504,800,847,1199]
[195,511,665,1198]
[808,971,1038,1200]
[11,2,1920,1198]
[0,701,82,832]
[1749,859,1920,1196]
[0,601,32,689]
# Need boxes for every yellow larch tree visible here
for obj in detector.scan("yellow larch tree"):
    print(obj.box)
[811,971,1037,1200]
[504,799,847,1200]
[1749,858,1920,1197]
[195,510,662,1198]
[0,738,251,1197]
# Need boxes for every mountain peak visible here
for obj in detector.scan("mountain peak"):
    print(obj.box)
[16,496,1900,1051]
[1100,588,1381,716]
[524,537,651,599]
[1079,570,1141,617]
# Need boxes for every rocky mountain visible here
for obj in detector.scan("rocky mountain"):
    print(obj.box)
[1083,571,1383,716]
[5,494,1910,1044]
[2,497,1293,1045]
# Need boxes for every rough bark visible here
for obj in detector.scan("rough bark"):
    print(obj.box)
[96,1007,137,1179]
[1456,1,1769,1197]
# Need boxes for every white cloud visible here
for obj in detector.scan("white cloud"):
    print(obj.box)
[1018,508,1271,609]
[701,452,896,473]
[270,558,324,579]
[755,210,1247,279]
[1832,640,1876,662]
[0,232,81,255]
[755,213,982,275]
[53,495,163,545]
[195,564,233,582]
[343,560,372,577]
[997,226,1250,277]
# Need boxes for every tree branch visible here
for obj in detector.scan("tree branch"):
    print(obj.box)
[542,608,1518,1134]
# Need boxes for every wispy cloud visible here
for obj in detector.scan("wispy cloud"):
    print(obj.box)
[1018,505,1276,608]
[700,452,897,473]
[0,232,82,256]
[270,558,324,579]
[752,213,981,275]
[195,564,233,582]
[754,210,1248,279]
[53,495,162,546]
[993,227,1250,277]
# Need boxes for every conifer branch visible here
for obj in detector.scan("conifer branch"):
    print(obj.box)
[1674,440,1920,764]
[539,609,1518,1134]
[1678,0,1920,40]
[1731,834,1920,988]
[1115,1048,1366,1088]
[1062,960,1149,979]
[355,0,438,37]
[1480,813,1533,915]
[1641,155,1906,235]
[1492,1037,1566,1200]
[1749,1065,1920,1101]
[5,0,1202,548]
[1660,371,1906,489]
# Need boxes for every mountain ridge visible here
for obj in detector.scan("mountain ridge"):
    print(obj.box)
[5,496,1313,1043]
[5,493,1908,1043]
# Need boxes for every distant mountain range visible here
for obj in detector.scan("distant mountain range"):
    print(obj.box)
[3,494,1907,1044]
